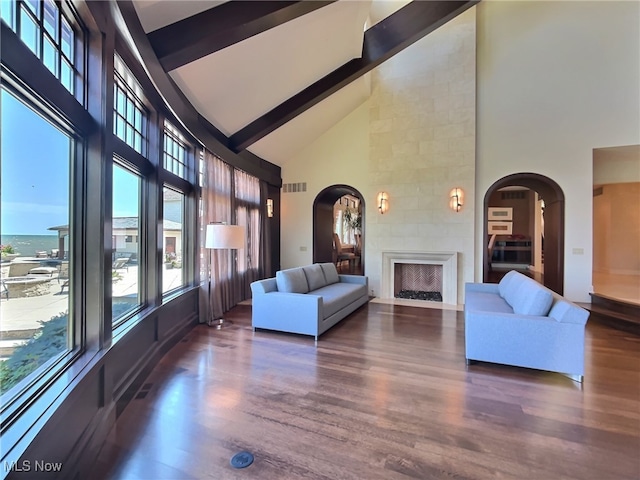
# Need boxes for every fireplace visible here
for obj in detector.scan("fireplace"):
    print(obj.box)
[381,251,458,304]
[394,263,443,301]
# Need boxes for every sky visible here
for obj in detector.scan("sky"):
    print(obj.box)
[1,88,138,235]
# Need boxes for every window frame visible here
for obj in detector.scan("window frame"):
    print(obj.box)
[111,158,145,328]
[0,0,207,467]
[2,0,85,100]
[163,119,189,180]
[0,67,83,426]
[113,53,148,157]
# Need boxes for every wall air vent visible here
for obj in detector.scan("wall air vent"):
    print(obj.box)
[283,182,307,193]
[501,191,526,200]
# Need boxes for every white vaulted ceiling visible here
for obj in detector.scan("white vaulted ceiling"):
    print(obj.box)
[130,0,462,167]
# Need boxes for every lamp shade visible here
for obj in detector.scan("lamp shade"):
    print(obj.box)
[205,224,245,249]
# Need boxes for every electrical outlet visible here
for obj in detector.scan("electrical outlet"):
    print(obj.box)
[572,248,584,255]
[300,246,307,252]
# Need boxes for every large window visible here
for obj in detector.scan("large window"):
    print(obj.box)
[113,54,148,156]
[0,87,73,397]
[163,120,187,179]
[112,162,142,324]
[162,186,185,294]
[1,0,81,95]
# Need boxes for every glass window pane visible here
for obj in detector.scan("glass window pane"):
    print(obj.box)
[126,98,134,124]
[61,17,73,59]
[162,187,184,294]
[43,0,58,41]
[134,133,142,154]
[60,59,73,94]
[20,9,40,56]
[43,37,58,76]
[126,125,134,146]
[116,88,125,116]
[1,0,16,30]
[134,108,141,131]
[1,88,72,397]
[112,163,141,324]
[116,116,125,140]
[24,0,39,16]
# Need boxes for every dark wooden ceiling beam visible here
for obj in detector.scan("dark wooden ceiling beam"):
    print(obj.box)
[148,1,336,72]
[229,0,478,153]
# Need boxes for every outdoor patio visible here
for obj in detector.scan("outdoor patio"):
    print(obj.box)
[0,263,184,358]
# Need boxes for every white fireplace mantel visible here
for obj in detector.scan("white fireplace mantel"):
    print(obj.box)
[381,251,458,305]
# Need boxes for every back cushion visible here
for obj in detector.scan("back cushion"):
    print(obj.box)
[548,300,590,325]
[319,263,340,285]
[276,268,309,294]
[498,270,520,300]
[500,270,553,316]
[303,264,327,291]
[513,284,553,316]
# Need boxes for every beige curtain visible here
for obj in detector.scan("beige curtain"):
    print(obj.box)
[233,169,261,302]
[199,151,266,321]
[200,151,233,321]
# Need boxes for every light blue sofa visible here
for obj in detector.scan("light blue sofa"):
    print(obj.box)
[464,270,589,382]
[250,263,369,341]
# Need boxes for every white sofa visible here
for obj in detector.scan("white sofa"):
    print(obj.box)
[465,270,590,382]
[250,263,368,341]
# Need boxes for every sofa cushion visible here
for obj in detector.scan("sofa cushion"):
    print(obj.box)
[548,299,590,325]
[303,264,327,291]
[499,271,553,316]
[514,285,553,316]
[276,268,309,294]
[313,282,367,318]
[498,270,522,305]
[319,263,339,285]
[466,292,514,314]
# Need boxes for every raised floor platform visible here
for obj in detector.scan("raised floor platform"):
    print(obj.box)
[583,293,640,335]
[592,272,640,306]
[586,272,640,334]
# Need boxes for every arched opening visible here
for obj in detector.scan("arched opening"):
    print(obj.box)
[484,173,565,294]
[313,185,365,274]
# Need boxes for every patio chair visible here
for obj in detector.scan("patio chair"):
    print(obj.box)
[112,257,129,272]
[57,262,69,293]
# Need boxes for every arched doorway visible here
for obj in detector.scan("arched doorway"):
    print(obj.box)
[484,173,565,294]
[313,185,365,273]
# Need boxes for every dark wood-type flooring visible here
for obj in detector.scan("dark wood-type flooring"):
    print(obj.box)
[92,303,640,479]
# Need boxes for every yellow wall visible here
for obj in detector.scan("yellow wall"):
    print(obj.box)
[593,183,640,275]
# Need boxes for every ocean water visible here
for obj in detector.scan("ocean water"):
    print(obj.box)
[1,235,60,257]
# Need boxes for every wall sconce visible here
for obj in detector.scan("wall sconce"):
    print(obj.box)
[266,198,274,218]
[377,191,389,214]
[450,187,463,212]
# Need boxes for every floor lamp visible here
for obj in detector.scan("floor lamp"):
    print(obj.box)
[205,223,246,328]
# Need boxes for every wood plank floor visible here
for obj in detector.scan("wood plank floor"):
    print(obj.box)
[92,303,640,480]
